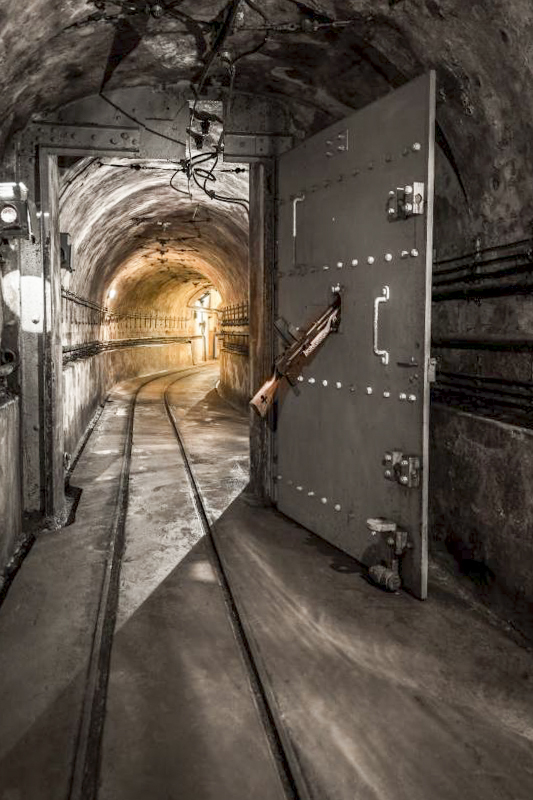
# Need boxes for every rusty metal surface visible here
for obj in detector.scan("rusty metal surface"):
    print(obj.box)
[274,73,436,598]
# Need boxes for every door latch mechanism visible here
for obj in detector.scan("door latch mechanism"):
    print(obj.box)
[366,518,412,591]
[383,450,420,488]
[387,182,425,220]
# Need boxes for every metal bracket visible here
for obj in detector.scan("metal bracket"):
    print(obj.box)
[223,133,293,162]
[387,181,425,221]
[22,123,141,156]
[365,517,412,592]
[383,450,421,488]
[325,129,348,158]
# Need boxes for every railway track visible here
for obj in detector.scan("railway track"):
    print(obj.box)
[67,365,300,800]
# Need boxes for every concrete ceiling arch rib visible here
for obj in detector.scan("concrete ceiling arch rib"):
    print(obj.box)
[59,156,249,313]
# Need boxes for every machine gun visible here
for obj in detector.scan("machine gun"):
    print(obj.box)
[250,295,341,417]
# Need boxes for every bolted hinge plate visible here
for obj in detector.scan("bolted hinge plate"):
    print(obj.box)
[383,451,421,488]
[387,181,425,221]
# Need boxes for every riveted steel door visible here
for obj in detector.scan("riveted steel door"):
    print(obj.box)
[274,73,435,598]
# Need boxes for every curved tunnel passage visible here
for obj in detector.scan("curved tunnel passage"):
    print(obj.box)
[58,152,251,452]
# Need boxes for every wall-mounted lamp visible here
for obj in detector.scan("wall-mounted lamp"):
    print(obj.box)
[0,182,37,240]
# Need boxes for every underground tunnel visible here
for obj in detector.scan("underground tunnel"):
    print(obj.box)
[1,2,533,799]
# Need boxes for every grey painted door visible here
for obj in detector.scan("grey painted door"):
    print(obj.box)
[274,73,436,598]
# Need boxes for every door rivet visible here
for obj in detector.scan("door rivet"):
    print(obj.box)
[385,253,393,262]
[321,497,328,504]
[383,390,391,398]
[322,380,328,387]
[337,261,343,268]
[384,469,392,478]
[399,392,407,400]
[412,142,422,151]
[408,394,417,402]
[400,476,409,484]
[367,256,375,264]
[308,491,315,496]
[336,382,342,389]
[297,485,303,491]
[334,504,341,511]
[410,249,419,257]
[323,264,329,270]
[297,375,304,382]
[308,378,316,384]
[366,386,373,395]
[351,258,358,266]
[401,250,409,258]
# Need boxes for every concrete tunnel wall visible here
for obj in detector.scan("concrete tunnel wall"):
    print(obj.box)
[1,0,533,615]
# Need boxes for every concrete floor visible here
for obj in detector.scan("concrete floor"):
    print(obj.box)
[0,364,532,800]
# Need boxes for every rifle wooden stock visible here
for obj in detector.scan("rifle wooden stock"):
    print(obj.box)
[249,295,341,417]
[250,372,282,417]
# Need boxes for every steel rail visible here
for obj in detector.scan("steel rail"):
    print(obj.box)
[68,366,204,800]
[163,378,305,800]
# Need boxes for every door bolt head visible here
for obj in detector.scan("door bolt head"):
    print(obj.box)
[410,249,419,257]
[388,208,395,216]
[401,250,409,258]
[308,491,315,496]
[308,378,316,384]
[367,256,375,264]
[337,261,343,268]
[400,476,409,484]
[408,394,417,402]
[366,386,373,395]
[334,504,341,511]
[385,253,393,262]
[297,375,304,382]
[412,142,422,151]
[399,392,407,400]
[276,475,282,480]
[384,470,392,478]
[296,486,303,491]
[389,190,395,197]
[323,264,329,270]
[322,380,328,387]
[385,454,393,462]
[336,382,342,389]
[351,258,358,266]
[383,391,390,398]
[321,497,328,504]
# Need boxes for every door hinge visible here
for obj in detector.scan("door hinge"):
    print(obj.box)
[383,451,420,488]
[387,182,425,220]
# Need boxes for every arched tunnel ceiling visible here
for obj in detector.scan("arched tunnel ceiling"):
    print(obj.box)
[1,0,532,246]
[60,157,249,310]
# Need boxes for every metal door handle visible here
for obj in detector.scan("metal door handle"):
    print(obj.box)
[292,194,305,266]
[373,285,390,365]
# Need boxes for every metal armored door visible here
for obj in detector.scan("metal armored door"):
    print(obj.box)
[275,73,435,598]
